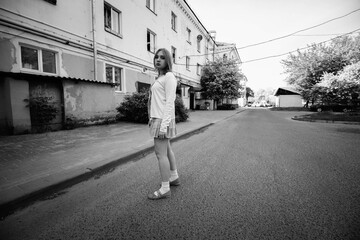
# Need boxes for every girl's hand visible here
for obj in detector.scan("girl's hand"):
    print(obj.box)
[158,131,166,138]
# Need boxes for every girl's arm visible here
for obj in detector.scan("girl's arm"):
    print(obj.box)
[160,72,177,132]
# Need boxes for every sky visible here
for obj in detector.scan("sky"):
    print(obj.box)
[186,0,360,92]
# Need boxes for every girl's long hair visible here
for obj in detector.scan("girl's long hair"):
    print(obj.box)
[153,48,173,74]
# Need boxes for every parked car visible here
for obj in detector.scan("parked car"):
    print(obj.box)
[252,102,261,107]
[310,103,358,112]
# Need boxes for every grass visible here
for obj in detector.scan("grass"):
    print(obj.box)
[269,107,360,122]
[269,107,311,112]
[294,111,360,122]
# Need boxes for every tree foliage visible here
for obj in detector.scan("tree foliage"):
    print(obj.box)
[317,61,360,104]
[281,33,360,106]
[200,58,244,101]
[246,87,254,99]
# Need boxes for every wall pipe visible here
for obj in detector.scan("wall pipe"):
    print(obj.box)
[91,0,98,81]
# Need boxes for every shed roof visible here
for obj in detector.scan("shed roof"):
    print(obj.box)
[274,87,300,96]
[0,71,115,86]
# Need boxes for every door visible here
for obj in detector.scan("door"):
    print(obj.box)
[28,79,63,132]
[190,92,195,110]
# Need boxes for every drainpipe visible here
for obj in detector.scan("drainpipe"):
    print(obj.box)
[91,0,98,81]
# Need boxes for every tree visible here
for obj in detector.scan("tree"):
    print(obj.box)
[245,87,254,103]
[200,58,244,102]
[317,61,360,104]
[254,88,274,104]
[281,33,360,106]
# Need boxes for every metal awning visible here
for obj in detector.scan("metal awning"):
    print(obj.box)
[0,71,115,86]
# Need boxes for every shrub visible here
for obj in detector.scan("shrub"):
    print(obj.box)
[24,96,58,132]
[116,92,189,123]
[175,95,189,123]
[116,91,149,123]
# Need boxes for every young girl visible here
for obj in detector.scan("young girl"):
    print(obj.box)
[148,48,180,200]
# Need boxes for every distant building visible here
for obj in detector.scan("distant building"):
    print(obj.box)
[213,41,244,108]
[0,0,223,134]
[216,42,241,62]
[274,87,304,107]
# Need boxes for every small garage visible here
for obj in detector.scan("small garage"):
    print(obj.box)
[274,87,303,107]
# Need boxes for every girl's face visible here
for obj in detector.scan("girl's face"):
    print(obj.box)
[154,51,167,71]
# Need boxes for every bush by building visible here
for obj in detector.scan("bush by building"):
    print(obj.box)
[175,95,189,122]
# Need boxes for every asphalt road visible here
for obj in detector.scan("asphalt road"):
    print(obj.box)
[1,109,360,240]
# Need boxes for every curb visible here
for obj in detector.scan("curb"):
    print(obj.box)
[0,122,215,220]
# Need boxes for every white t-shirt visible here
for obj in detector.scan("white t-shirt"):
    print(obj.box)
[150,72,177,132]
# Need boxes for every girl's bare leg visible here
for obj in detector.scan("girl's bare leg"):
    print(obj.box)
[154,138,170,182]
[167,140,177,171]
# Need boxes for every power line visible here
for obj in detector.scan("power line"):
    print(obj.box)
[175,28,360,66]
[180,8,360,58]
[242,28,360,64]
[292,33,347,37]
[237,8,360,50]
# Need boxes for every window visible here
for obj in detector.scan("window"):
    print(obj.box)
[197,63,201,75]
[21,46,56,74]
[104,2,122,36]
[197,38,201,52]
[171,46,176,63]
[137,82,150,92]
[205,39,209,59]
[147,29,156,53]
[171,12,177,31]
[209,43,214,61]
[186,28,191,44]
[106,64,123,91]
[223,54,228,60]
[146,0,155,13]
[186,56,190,70]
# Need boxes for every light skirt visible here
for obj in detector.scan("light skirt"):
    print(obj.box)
[149,118,177,139]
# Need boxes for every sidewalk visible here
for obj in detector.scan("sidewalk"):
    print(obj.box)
[0,109,244,217]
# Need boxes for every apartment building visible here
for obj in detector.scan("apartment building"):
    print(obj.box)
[0,0,218,134]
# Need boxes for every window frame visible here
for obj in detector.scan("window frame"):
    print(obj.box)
[197,63,201,75]
[20,45,57,75]
[209,43,214,61]
[146,0,156,13]
[171,11,177,32]
[171,46,177,63]
[205,39,209,60]
[104,2,122,37]
[197,38,201,53]
[182,86,187,97]
[186,56,190,70]
[105,64,123,92]
[147,29,156,53]
[186,28,191,44]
